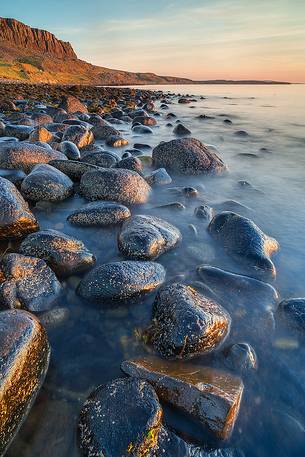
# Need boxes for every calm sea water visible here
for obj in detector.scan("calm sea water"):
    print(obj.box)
[6,84,305,457]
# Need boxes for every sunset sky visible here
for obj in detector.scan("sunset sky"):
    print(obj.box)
[2,0,305,82]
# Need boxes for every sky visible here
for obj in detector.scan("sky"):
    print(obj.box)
[1,0,305,82]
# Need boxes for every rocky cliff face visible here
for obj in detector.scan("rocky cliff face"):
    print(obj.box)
[0,17,77,59]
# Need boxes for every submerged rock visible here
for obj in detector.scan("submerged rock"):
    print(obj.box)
[223,342,257,373]
[0,177,39,240]
[21,164,74,202]
[278,298,305,332]
[80,168,151,205]
[0,310,50,455]
[173,123,191,135]
[0,142,66,173]
[121,357,243,440]
[118,215,181,260]
[152,138,227,175]
[149,283,231,359]
[67,201,131,226]
[0,253,61,312]
[208,212,279,279]
[145,168,172,186]
[19,229,95,276]
[77,260,165,301]
[79,377,162,457]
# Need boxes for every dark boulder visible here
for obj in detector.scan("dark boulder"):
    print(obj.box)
[148,283,231,359]
[208,212,279,279]
[62,125,94,149]
[278,298,305,332]
[145,168,172,186]
[19,229,95,276]
[80,168,151,205]
[223,342,257,373]
[21,164,73,202]
[118,215,181,260]
[5,124,32,141]
[81,150,118,168]
[0,253,61,312]
[78,377,162,457]
[59,140,80,160]
[173,123,191,135]
[67,201,131,226]
[121,357,243,440]
[49,159,99,181]
[0,177,38,240]
[77,260,165,301]
[0,310,50,455]
[152,138,227,175]
[116,156,143,174]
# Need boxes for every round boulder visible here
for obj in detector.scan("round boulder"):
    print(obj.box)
[67,201,131,226]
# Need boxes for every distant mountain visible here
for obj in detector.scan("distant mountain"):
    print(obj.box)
[0,17,192,85]
[0,18,291,86]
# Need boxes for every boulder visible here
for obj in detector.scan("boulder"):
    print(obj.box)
[49,159,99,181]
[5,124,32,141]
[28,127,54,143]
[149,283,231,359]
[59,141,80,160]
[118,215,181,260]
[79,378,162,457]
[91,124,120,140]
[0,142,66,173]
[19,229,95,276]
[77,260,165,301]
[80,168,151,205]
[21,164,74,202]
[60,95,88,114]
[62,125,94,149]
[0,253,61,312]
[145,168,172,186]
[0,310,50,455]
[67,201,131,226]
[0,177,38,239]
[81,151,118,168]
[278,298,305,332]
[121,357,243,440]
[208,212,279,279]
[152,138,227,175]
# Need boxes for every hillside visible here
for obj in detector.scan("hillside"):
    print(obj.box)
[0,17,192,85]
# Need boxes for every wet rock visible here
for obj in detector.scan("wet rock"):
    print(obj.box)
[67,201,131,226]
[5,124,32,140]
[178,98,191,104]
[91,124,120,140]
[149,283,231,359]
[134,143,152,151]
[80,168,151,205]
[146,168,172,186]
[133,115,157,126]
[19,229,95,276]
[0,142,66,173]
[77,260,165,301]
[132,125,153,134]
[121,357,243,440]
[234,130,248,137]
[0,177,38,239]
[59,140,80,160]
[173,123,191,135]
[31,112,53,126]
[28,126,54,143]
[195,205,214,221]
[0,253,61,312]
[79,377,162,457]
[223,343,257,373]
[156,202,186,211]
[117,156,143,174]
[49,159,99,180]
[60,95,88,113]
[0,310,50,455]
[21,164,73,202]
[62,125,94,149]
[208,212,279,279]
[152,138,227,175]
[81,150,118,167]
[105,135,129,147]
[118,215,181,260]
[278,298,305,332]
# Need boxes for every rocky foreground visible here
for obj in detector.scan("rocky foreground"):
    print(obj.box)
[0,84,303,456]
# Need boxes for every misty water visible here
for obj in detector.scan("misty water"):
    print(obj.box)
[5,84,305,456]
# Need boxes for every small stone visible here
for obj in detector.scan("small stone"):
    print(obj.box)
[67,201,131,226]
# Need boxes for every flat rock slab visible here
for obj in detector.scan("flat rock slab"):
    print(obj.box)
[149,283,231,359]
[118,215,181,260]
[0,253,61,312]
[0,177,38,240]
[79,377,162,457]
[67,201,131,226]
[0,310,50,455]
[77,260,165,301]
[121,357,244,440]
[19,229,95,277]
